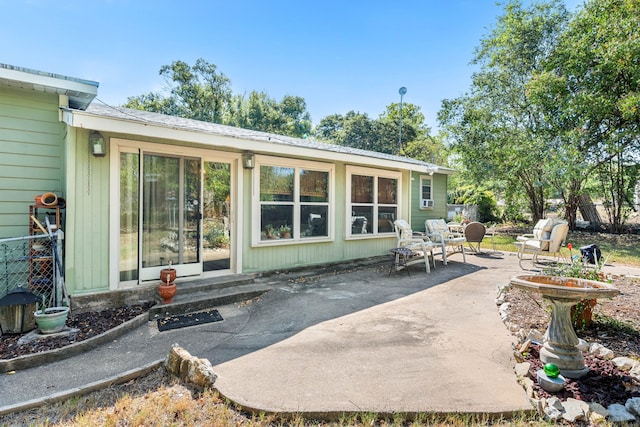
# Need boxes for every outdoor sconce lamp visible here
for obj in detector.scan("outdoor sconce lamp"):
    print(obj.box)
[89,130,106,157]
[242,152,255,169]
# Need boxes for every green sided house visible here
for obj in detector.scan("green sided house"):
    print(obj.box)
[0,64,454,300]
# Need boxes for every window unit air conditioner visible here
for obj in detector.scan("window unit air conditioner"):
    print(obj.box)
[421,199,434,208]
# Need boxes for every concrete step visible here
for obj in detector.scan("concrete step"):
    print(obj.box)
[149,275,270,319]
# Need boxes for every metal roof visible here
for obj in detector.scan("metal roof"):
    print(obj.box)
[82,102,454,174]
[0,63,98,110]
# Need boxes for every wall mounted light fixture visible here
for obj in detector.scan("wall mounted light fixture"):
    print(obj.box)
[89,130,106,157]
[242,152,255,169]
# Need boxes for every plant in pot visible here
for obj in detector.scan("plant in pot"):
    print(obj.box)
[278,224,291,239]
[265,224,275,239]
[158,261,177,304]
[33,295,69,334]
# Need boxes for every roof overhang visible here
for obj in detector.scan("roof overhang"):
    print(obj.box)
[0,63,98,110]
[66,106,456,175]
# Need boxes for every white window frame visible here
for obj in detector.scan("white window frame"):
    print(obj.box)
[346,165,402,239]
[252,156,334,246]
[419,175,434,210]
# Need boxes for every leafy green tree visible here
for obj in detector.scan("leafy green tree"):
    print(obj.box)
[438,0,570,222]
[125,59,311,138]
[528,0,640,232]
[315,111,386,152]
[315,102,436,156]
[125,58,233,123]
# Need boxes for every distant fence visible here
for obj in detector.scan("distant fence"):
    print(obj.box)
[446,204,477,221]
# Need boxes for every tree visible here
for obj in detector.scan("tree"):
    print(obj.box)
[125,59,312,138]
[315,111,386,152]
[528,0,640,232]
[315,102,436,156]
[438,0,570,222]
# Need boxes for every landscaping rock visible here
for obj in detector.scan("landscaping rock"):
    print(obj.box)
[543,405,563,421]
[589,342,615,360]
[165,344,217,389]
[588,402,609,423]
[631,363,640,379]
[607,403,636,423]
[576,338,589,352]
[515,361,530,378]
[561,398,588,422]
[626,397,640,417]
[612,356,637,371]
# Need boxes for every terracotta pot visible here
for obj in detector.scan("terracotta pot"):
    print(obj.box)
[158,283,177,304]
[571,299,597,329]
[160,268,176,284]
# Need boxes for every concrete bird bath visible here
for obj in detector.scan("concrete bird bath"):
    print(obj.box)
[510,274,620,378]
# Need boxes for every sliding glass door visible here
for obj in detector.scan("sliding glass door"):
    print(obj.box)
[119,150,233,283]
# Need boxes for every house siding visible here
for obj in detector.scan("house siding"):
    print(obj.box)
[63,127,111,295]
[0,86,65,238]
[410,171,448,233]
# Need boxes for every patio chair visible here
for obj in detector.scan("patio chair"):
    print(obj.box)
[424,219,466,265]
[391,220,435,274]
[515,219,569,269]
[463,222,486,253]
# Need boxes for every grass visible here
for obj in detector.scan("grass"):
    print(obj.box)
[487,229,640,267]
[0,380,551,427]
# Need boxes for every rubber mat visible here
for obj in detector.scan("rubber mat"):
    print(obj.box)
[157,309,223,332]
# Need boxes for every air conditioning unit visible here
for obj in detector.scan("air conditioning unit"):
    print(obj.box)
[421,199,434,208]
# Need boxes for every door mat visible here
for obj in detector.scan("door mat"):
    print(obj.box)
[157,309,223,332]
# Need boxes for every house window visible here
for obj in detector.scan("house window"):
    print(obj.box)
[420,175,434,209]
[257,158,332,243]
[347,166,400,236]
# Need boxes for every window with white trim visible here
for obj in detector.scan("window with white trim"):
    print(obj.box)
[256,158,333,243]
[420,175,434,209]
[347,166,400,237]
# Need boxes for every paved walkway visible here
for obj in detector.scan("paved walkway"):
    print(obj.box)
[7,250,625,417]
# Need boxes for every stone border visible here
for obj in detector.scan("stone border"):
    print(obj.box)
[496,285,640,423]
[0,312,149,373]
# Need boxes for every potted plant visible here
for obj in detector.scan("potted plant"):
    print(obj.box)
[265,224,276,239]
[33,295,69,334]
[158,261,177,304]
[279,224,291,239]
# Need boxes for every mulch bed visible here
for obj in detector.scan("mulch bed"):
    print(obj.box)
[0,303,153,360]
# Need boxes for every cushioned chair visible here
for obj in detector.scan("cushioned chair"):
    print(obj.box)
[425,219,466,265]
[392,220,435,274]
[515,218,569,269]
[464,222,487,253]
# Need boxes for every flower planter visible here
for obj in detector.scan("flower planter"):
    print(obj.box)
[160,268,176,284]
[158,283,177,304]
[34,307,69,334]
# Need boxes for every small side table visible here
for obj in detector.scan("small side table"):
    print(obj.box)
[389,247,414,275]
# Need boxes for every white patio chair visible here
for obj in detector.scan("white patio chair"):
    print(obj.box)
[391,220,435,274]
[515,219,569,269]
[425,219,466,265]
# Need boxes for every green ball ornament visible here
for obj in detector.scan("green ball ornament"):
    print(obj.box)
[543,363,560,378]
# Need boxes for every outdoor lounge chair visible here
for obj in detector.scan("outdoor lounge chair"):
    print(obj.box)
[392,220,435,274]
[515,218,569,269]
[463,221,486,253]
[424,219,466,265]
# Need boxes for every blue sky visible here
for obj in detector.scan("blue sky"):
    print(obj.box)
[2,0,581,131]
